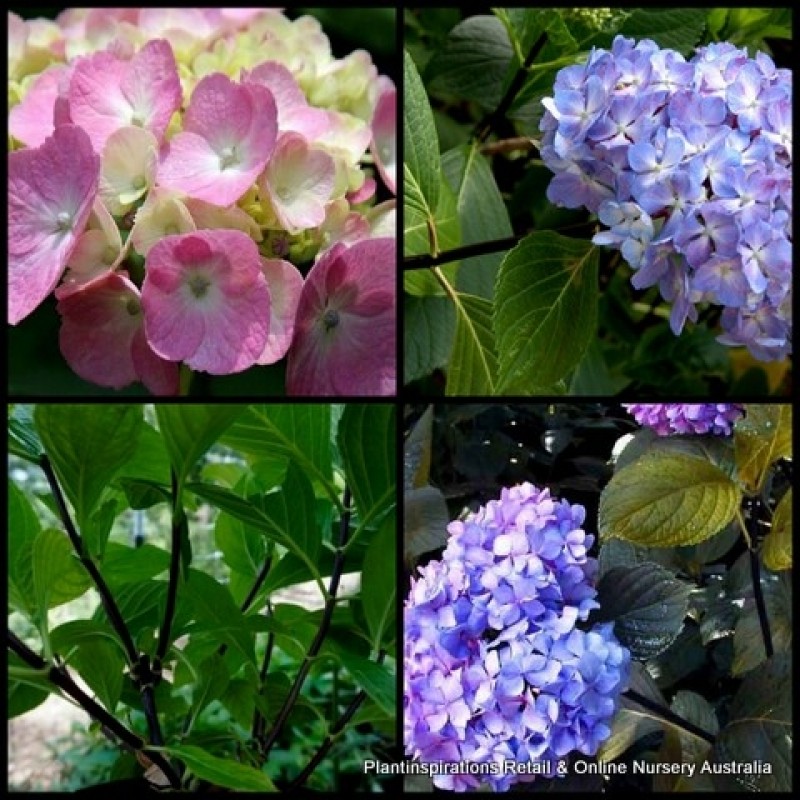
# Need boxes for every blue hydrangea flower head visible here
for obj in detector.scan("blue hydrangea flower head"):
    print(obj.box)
[540,36,792,362]
[404,483,630,791]
[622,403,744,436]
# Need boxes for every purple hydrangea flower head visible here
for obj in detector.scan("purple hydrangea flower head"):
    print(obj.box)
[622,403,744,436]
[540,37,792,361]
[404,483,630,792]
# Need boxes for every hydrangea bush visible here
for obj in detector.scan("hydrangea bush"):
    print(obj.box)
[405,483,631,791]
[622,403,744,436]
[403,9,792,396]
[8,8,396,396]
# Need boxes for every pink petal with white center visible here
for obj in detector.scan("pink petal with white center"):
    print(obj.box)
[286,238,396,396]
[69,39,182,153]
[8,124,100,325]
[57,270,178,395]
[141,230,271,374]
[257,258,304,365]
[99,126,158,214]
[371,76,396,195]
[262,133,335,233]
[243,61,331,141]
[9,65,68,148]
[158,73,277,206]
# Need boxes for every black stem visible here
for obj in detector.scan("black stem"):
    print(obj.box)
[625,689,716,744]
[474,31,549,143]
[156,469,182,664]
[8,631,181,789]
[288,651,387,789]
[40,456,138,666]
[749,547,774,658]
[403,235,523,270]
[258,488,352,759]
[251,616,275,742]
[240,555,273,614]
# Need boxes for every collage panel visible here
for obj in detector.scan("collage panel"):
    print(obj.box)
[403,403,792,792]
[8,403,397,791]
[403,8,791,397]
[8,7,397,398]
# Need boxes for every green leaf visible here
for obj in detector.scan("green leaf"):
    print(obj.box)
[362,513,396,649]
[595,563,690,659]
[50,619,127,659]
[404,176,461,264]
[734,405,792,492]
[155,405,244,494]
[101,543,171,585]
[445,292,498,395]
[763,488,791,571]
[404,406,435,491]
[337,405,395,525]
[404,48,441,229]
[220,678,256,729]
[442,145,513,299]
[35,405,144,530]
[332,649,395,716]
[116,477,171,510]
[712,654,791,791]
[83,498,119,560]
[425,16,513,109]
[8,681,50,719]
[619,8,707,55]
[32,528,91,611]
[599,452,742,547]
[8,480,40,616]
[8,404,43,463]
[71,640,124,712]
[114,421,171,485]
[158,745,276,792]
[404,295,456,384]
[221,406,334,503]
[404,486,450,565]
[215,511,266,582]
[187,654,230,728]
[732,570,791,675]
[494,232,598,392]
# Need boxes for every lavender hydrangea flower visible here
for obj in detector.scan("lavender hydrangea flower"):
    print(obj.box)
[540,36,792,361]
[404,483,630,792]
[622,403,744,436]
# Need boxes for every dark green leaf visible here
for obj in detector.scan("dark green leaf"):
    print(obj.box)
[442,145,513,299]
[446,292,498,395]
[404,486,450,565]
[8,480,40,615]
[83,498,119,560]
[494,232,598,392]
[404,406,434,491]
[332,648,395,716]
[619,8,707,55]
[599,452,742,547]
[114,422,171,485]
[220,678,256,729]
[50,619,126,659]
[32,528,91,611]
[594,563,690,659]
[188,654,230,725]
[101,543,170,586]
[116,477,171,510]
[8,404,43,463]
[215,512,266,582]
[35,405,144,529]
[8,681,50,719]
[362,513,396,648]
[734,405,792,492]
[72,640,124,712]
[404,295,456,384]
[155,406,244,494]
[158,744,276,792]
[337,404,395,526]
[712,654,791,791]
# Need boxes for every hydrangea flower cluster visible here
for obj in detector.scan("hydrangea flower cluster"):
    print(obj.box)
[404,483,630,792]
[540,36,792,362]
[8,8,396,395]
[622,403,744,436]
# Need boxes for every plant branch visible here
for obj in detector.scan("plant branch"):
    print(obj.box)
[40,456,138,666]
[240,555,273,614]
[403,235,523,270]
[251,611,275,742]
[625,688,716,744]
[749,545,774,659]
[474,31,549,143]
[257,487,352,759]
[155,468,182,665]
[7,631,181,789]
[288,650,387,789]
[479,136,539,156]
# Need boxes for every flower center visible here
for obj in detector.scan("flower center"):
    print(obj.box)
[55,211,73,233]
[219,145,240,170]
[188,273,212,299]
[130,110,145,127]
[322,309,340,331]
[132,175,146,190]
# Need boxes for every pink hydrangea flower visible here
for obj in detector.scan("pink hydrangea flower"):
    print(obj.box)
[286,238,396,396]
[68,38,182,153]
[371,76,396,195]
[57,270,179,395]
[158,73,277,206]
[141,230,271,375]
[8,124,100,324]
[9,64,69,148]
[257,258,304,365]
